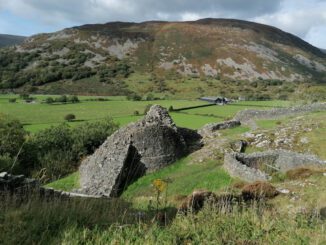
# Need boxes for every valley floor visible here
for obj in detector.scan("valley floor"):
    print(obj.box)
[1,97,326,244]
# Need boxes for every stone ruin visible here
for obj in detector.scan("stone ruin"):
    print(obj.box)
[224,150,326,182]
[79,105,202,197]
[0,172,66,200]
[198,120,241,136]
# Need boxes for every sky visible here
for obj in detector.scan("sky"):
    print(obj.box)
[0,0,325,48]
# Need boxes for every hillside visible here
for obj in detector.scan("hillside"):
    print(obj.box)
[0,19,325,97]
[0,34,26,47]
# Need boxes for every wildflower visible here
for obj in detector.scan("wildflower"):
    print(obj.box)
[152,179,167,193]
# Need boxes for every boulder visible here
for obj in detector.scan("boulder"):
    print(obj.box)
[79,105,201,197]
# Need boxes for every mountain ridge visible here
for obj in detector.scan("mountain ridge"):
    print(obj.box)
[0,34,26,47]
[0,18,325,96]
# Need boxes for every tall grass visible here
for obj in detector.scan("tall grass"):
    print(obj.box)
[1,195,325,245]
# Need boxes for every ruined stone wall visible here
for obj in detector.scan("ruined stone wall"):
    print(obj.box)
[234,102,326,122]
[224,150,326,182]
[224,153,271,182]
[198,120,241,136]
[79,105,201,197]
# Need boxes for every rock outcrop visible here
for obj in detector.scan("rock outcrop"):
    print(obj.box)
[224,150,326,182]
[79,105,201,197]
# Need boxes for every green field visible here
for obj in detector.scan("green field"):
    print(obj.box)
[0,94,292,132]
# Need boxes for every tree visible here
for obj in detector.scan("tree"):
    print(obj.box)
[56,95,68,103]
[64,114,76,122]
[45,97,54,104]
[127,93,142,101]
[69,95,79,103]
[8,98,16,103]
[0,114,26,171]
[146,93,154,101]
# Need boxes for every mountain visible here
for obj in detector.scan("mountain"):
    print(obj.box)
[0,19,325,97]
[0,34,26,47]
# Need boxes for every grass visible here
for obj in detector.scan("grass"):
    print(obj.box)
[45,172,80,192]
[1,195,325,245]
[0,94,293,132]
[123,158,232,204]
[1,97,326,244]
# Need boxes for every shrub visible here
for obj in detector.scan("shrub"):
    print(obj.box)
[0,114,26,172]
[18,118,119,181]
[64,114,76,122]
[45,97,54,104]
[146,93,155,101]
[69,95,79,103]
[241,181,279,201]
[8,98,16,103]
[168,106,174,112]
[134,110,140,116]
[127,93,142,101]
[19,93,30,100]
[56,95,68,103]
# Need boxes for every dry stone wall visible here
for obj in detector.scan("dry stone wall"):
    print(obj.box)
[224,150,326,182]
[234,103,326,122]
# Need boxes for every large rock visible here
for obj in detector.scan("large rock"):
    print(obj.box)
[79,105,201,197]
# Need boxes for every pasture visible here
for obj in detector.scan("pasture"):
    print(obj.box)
[0,94,294,132]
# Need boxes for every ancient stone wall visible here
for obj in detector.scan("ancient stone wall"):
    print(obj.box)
[234,102,326,122]
[198,120,241,136]
[224,150,326,182]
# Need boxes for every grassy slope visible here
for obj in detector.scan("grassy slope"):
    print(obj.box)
[123,158,232,208]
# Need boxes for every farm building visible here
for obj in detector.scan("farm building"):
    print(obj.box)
[199,96,230,105]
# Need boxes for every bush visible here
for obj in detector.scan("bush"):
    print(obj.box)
[8,98,16,103]
[146,93,155,101]
[69,95,79,103]
[0,114,26,172]
[64,114,76,122]
[168,106,174,112]
[56,95,68,103]
[45,97,54,104]
[127,93,142,101]
[134,110,140,116]
[18,118,119,181]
